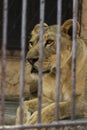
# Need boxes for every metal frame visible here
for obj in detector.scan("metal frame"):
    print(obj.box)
[1,0,87,129]
[1,0,8,126]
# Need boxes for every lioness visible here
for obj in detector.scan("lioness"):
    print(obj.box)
[16,19,87,127]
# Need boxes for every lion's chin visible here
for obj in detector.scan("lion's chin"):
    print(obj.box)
[30,73,39,81]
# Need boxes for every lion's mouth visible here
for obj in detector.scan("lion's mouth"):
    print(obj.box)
[31,66,50,74]
[31,66,38,73]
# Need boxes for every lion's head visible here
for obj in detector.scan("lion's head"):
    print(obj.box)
[26,19,80,78]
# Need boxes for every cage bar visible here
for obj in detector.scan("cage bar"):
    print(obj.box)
[38,0,45,123]
[0,119,87,130]
[1,0,8,126]
[71,0,78,120]
[56,0,62,121]
[19,0,27,124]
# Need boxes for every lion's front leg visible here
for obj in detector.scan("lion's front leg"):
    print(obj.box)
[26,101,71,125]
[15,98,38,124]
[15,97,50,124]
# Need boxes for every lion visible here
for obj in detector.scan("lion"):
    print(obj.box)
[16,19,87,128]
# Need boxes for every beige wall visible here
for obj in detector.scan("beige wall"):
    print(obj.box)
[81,0,87,41]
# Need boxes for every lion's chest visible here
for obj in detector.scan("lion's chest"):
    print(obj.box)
[43,74,56,101]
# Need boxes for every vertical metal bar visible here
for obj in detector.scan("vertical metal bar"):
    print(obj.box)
[1,0,8,126]
[38,0,45,123]
[20,0,27,124]
[71,0,78,120]
[56,0,62,121]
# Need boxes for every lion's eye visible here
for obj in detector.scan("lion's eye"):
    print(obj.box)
[45,39,54,47]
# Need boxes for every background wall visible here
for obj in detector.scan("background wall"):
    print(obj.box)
[81,0,87,42]
[1,0,87,51]
[0,0,73,51]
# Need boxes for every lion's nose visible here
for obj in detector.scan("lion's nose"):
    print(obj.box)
[27,58,38,65]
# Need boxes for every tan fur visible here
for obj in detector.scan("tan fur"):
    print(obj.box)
[16,19,87,128]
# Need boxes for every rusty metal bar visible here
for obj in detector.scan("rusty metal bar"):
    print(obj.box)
[38,0,45,123]
[1,0,8,126]
[56,0,62,121]
[0,119,87,130]
[71,0,78,120]
[20,0,27,124]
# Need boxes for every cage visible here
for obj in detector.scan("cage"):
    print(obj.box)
[0,0,87,130]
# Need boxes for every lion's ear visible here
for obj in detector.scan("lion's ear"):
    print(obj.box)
[61,19,80,37]
[32,23,48,35]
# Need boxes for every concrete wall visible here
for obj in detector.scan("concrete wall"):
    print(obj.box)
[81,0,87,42]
